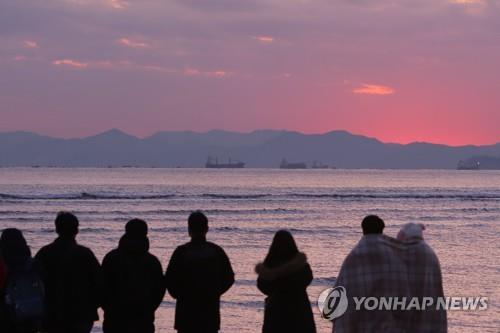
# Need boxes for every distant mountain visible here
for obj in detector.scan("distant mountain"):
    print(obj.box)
[0,129,499,169]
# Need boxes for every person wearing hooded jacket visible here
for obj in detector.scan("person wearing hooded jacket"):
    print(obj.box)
[102,219,165,333]
[256,230,316,333]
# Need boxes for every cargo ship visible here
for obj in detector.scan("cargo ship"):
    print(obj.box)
[280,159,307,169]
[205,157,245,168]
[457,160,480,170]
[311,161,329,169]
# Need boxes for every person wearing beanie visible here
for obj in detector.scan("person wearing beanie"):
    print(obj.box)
[102,219,165,333]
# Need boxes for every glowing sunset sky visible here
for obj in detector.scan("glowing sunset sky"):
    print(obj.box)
[1,0,499,145]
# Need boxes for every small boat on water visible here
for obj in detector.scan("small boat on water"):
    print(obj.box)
[457,160,480,170]
[206,157,245,169]
[280,159,307,169]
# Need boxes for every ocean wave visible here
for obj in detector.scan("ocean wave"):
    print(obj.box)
[221,300,264,309]
[0,192,176,200]
[288,193,500,200]
[0,208,306,221]
[312,277,337,286]
[2,191,500,201]
[202,194,270,199]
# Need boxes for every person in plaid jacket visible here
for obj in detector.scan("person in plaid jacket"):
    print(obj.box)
[332,216,446,333]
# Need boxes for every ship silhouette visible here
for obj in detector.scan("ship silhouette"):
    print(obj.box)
[280,158,307,169]
[457,160,480,170]
[311,161,330,169]
[205,157,245,168]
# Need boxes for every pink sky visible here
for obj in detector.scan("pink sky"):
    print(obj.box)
[0,0,499,145]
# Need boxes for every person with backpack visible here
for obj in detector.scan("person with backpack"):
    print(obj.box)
[255,230,316,333]
[165,211,235,333]
[102,219,165,333]
[0,228,44,333]
[35,212,102,333]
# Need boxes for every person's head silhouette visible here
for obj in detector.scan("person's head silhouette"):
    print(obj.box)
[264,230,299,268]
[119,218,150,253]
[55,211,79,239]
[361,215,385,235]
[188,211,208,241]
[0,228,31,268]
[125,218,148,237]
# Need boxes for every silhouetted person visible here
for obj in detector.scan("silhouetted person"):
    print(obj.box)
[165,211,234,333]
[0,228,44,333]
[397,223,447,333]
[0,253,6,292]
[102,219,165,333]
[35,212,102,333]
[361,214,385,235]
[0,252,6,331]
[256,230,316,333]
[332,215,409,333]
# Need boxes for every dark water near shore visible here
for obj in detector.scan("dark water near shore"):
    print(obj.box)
[0,168,499,332]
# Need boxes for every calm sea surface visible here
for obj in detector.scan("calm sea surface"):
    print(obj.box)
[0,168,499,332]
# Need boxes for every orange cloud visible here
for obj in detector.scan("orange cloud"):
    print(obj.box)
[353,83,395,95]
[52,59,88,68]
[23,40,38,48]
[253,36,274,44]
[117,38,149,48]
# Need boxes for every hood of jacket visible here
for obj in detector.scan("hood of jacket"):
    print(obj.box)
[118,234,149,255]
[255,252,308,281]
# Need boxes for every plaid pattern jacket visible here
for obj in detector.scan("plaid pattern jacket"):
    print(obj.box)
[333,234,447,333]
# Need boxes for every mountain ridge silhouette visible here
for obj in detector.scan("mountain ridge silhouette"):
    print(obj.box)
[0,129,499,168]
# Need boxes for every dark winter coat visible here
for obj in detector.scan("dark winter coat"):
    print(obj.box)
[0,256,5,329]
[0,256,6,291]
[0,251,44,333]
[256,252,316,333]
[102,234,165,333]
[165,240,234,332]
[35,237,102,329]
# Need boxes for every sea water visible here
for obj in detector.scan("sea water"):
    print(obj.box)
[0,168,499,332]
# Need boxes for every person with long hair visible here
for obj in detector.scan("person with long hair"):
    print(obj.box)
[0,228,43,333]
[256,230,316,333]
